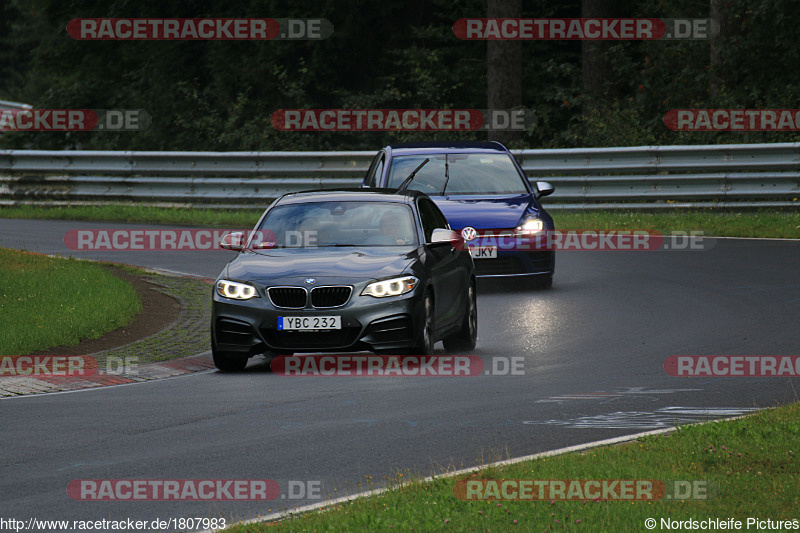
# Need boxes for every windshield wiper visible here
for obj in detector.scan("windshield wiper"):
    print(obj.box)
[440,155,450,195]
[397,158,430,190]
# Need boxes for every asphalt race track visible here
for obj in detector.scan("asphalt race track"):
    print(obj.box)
[1,218,799,526]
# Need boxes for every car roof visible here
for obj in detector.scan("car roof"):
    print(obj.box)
[386,140,509,156]
[276,188,426,205]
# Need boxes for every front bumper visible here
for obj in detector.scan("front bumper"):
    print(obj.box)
[473,250,555,277]
[468,233,555,277]
[212,286,423,355]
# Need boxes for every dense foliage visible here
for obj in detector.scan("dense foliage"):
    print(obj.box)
[1,0,799,150]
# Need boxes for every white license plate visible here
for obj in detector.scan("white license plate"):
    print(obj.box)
[279,316,341,331]
[469,245,497,259]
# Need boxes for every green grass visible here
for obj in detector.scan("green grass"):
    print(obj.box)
[0,248,141,355]
[224,402,800,532]
[0,205,264,227]
[553,209,800,239]
[1,205,799,238]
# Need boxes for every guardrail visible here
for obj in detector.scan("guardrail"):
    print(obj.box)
[1,143,799,209]
[0,100,32,110]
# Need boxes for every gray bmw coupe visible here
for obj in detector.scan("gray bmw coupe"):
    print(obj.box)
[211,189,477,371]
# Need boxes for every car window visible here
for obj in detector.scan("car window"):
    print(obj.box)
[426,198,450,230]
[417,198,449,242]
[363,152,384,188]
[252,201,417,247]
[387,153,528,195]
[373,156,385,187]
[386,155,447,193]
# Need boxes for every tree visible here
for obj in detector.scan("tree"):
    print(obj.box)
[486,0,522,145]
[580,0,619,114]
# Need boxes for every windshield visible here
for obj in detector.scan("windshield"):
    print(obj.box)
[251,201,418,248]
[387,153,529,195]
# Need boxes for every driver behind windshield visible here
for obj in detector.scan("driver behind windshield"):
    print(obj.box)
[365,211,414,245]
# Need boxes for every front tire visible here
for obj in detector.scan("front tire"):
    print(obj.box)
[212,346,248,372]
[443,282,477,352]
[410,292,435,355]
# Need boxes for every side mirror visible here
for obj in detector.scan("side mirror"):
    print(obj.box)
[535,181,555,198]
[219,231,245,251]
[430,228,463,248]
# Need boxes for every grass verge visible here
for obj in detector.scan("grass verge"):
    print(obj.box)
[2,205,799,238]
[0,248,141,355]
[225,402,800,531]
[0,205,263,227]
[92,270,213,364]
[554,209,800,239]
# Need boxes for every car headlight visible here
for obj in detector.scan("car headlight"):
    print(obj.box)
[361,276,418,298]
[515,217,545,237]
[216,280,259,300]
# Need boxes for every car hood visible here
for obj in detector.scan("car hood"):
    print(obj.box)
[432,194,540,230]
[223,247,418,285]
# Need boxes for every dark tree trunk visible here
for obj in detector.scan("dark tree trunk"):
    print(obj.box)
[487,0,522,145]
[709,0,728,99]
[581,0,618,114]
